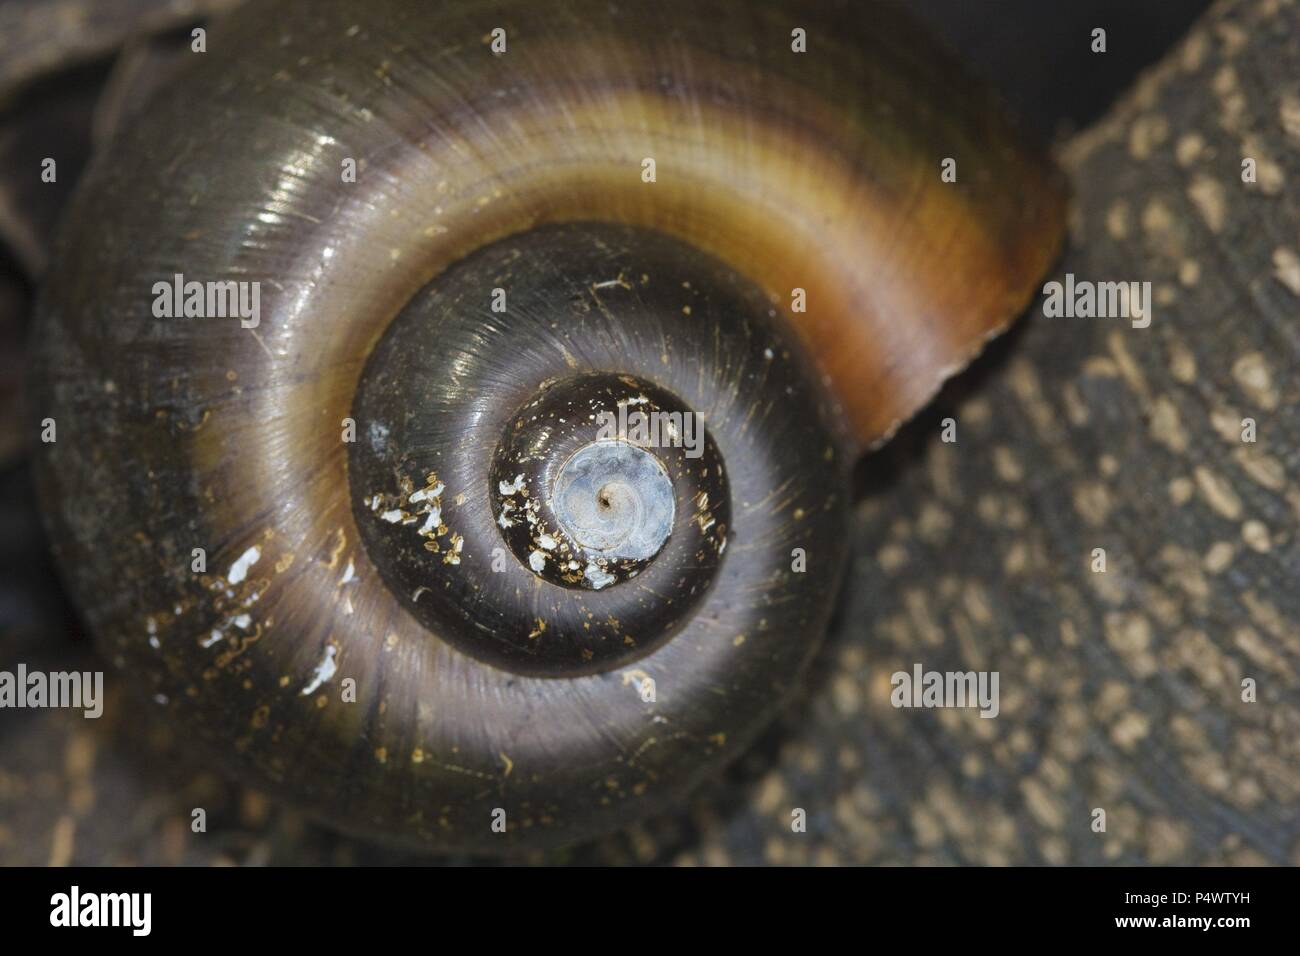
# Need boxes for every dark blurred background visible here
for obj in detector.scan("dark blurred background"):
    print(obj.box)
[910,0,1216,138]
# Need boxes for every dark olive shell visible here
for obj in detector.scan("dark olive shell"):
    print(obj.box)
[29,0,1064,852]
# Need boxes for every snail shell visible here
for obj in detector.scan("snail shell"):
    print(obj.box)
[31,0,1064,852]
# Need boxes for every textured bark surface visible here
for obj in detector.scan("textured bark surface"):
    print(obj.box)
[3,0,1299,864]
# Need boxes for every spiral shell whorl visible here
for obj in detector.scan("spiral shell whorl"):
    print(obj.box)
[30,0,1064,851]
[35,213,850,850]
[349,224,770,678]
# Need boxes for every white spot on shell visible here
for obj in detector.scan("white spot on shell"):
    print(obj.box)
[227,545,262,584]
[418,507,442,535]
[529,550,547,572]
[301,645,338,695]
[585,562,615,590]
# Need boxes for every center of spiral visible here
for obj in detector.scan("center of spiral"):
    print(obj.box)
[552,441,675,560]
[487,372,726,593]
